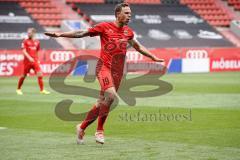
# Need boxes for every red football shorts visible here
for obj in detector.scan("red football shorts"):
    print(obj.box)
[23,62,41,75]
[96,65,123,92]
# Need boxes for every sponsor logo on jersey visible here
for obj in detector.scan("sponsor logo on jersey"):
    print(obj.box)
[124,30,129,36]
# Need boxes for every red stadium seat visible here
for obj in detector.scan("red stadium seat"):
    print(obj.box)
[71,3,77,10]
[226,0,240,11]
[66,0,104,3]
[180,0,233,27]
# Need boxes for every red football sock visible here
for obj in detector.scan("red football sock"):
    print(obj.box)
[17,77,25,89]
[97,104,110,131]
[80,105,100,130]
[38,76,44,91]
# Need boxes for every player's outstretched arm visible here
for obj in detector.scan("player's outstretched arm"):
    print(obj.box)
[44,30,90,38]
[128,39,164,62]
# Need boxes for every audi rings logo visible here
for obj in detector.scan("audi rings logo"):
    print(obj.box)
[126,51,143,61]
[50,51,75,62]
[186,50,208,59]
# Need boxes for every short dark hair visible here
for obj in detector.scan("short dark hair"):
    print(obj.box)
[114,2,130,18]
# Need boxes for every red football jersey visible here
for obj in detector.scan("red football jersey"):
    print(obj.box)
[21,38,40,63]
[88,22,134,71]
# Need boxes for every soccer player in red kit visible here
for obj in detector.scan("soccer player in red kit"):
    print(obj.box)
[45,3,164,144]
[16,28,50,95]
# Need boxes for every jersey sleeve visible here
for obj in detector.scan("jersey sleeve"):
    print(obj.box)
[129,29,134,40]
[88,22,105,37]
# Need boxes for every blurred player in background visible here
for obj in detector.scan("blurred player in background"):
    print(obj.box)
[45,3,163,144]
[16,28,50,95]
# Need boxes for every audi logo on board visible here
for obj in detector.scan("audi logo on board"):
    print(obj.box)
[50,51,75,62]
[186,50,208,59]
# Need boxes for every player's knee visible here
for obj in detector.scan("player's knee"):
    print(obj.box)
[96,96,105,108]
[105,92,116,104]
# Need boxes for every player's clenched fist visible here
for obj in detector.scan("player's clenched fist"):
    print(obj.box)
[44,32,61,37]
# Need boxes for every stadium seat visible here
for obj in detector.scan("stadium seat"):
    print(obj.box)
[0,1,62,49]
[65,0,104,3]
[180,0,233,27]
[0,0,63,27]
[125,0,160,4]
[226,0,240,11]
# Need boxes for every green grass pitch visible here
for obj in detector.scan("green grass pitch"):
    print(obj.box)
[0,72,240,160]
